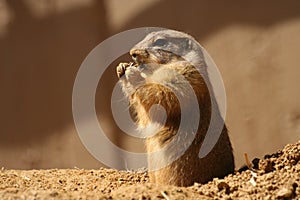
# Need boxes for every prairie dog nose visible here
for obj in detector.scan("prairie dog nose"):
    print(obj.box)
[130,49,149,64]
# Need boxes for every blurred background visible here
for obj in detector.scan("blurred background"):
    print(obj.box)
[0,0,300,169]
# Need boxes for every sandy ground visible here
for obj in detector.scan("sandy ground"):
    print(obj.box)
[0,140,299,200]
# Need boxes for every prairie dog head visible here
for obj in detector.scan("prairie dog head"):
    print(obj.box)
[129,30,206,75]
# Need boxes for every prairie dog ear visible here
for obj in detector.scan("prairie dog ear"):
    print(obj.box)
[184,38,193,50]
[174,37,192,50]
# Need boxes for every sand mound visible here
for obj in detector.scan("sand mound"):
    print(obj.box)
[1,141,299,199]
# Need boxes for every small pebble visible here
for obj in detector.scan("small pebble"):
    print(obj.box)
[276,187,293,199]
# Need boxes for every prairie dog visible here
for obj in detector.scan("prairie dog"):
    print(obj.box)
[116,30,234,187]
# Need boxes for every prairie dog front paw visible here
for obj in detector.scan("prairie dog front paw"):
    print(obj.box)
[116,62,144,84]
[116,62,135,79]
[124,66,145,85]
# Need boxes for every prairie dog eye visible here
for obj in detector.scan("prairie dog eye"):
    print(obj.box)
[153,38,167,47]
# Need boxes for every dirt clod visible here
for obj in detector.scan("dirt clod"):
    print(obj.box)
[259,159,275,173]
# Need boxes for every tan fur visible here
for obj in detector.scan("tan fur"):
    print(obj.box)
[116,30,234,187]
